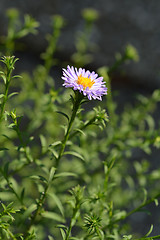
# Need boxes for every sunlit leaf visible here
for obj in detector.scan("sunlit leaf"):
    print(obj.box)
[144,224,153,237]
[64,151,85,161]
[48,192,64,216]
[8,92,19,99]
[30,175,47,183]
[48,167,56,184]
[21,204,37,220]
[0,94,4,99]
[49,141,62,147]
[54,172,77,179]
[41,211,65,222]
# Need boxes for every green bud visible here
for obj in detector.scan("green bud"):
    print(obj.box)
[52,15,65,29]
[6,8,19,20]
[10,111,17,120]
[125,44,139,62]
[82,8,99,23]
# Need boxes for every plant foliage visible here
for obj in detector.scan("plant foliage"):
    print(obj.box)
[0,8,160,240]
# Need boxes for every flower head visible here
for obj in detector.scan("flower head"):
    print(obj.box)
[62,65,107,100]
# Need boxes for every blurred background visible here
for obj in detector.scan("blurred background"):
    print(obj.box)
[1,0,160,89]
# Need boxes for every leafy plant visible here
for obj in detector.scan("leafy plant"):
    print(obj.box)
[0,8,160,240]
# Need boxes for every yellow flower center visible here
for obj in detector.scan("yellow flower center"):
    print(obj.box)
[77,74,95,89]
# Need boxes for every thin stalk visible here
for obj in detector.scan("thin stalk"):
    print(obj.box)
[14,120,32,164]
[55,91,83,168]
[0,69,12,122]
[0,169,24,207]
[0,56,18,122]
[6,123,34,177]
[24,92,83,237]
[24,184,49,236]
[107,55,127,76]
[6,229,17,240]
[134,235,160,240]
[65,207,78,240]
[69,115,97,139]
[96,227,103,240]
[35,114,96,160]
[125,192,160,219]
[111,192,160,225]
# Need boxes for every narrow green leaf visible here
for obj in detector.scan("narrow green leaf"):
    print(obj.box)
[73,128,86,136]
[40,134,47,147]
[8,123,16,128]
[49,141,62,147]
[3,162,10,177]
[20,188,25,201]
[142,188,147,205]
[60,228,66,240]
[64,151,85,161]
[8,92,19,99]
[154,199,159,206]
[48,167,56,183]
[56,224,67,230]
[41,211,65,222]
[69,94,74,104]
[113,210,127,221]
[48,192,64,216]
[30,175,48,183]
[2,134,12,140]
[21,204,37,220]
[123,235,132,240]
[1,202,6,210]
[0,94,4,99]
[54,172,77,179]
[144,224,153,237]
[0,74,6,84]
[48,236,55,240]
[70,238,81,240]
[0,148,9,151]
[40,134,48,154]
[48,148,58,159]
[56,111,69,122]
[12,75,22,79]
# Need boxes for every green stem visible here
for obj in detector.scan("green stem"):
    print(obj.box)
[69,115,96,139]
[25,92,83,237]
[134,235,160,240]
[6,228,17,240]
[111,192,160,225]
[14,122,32,164]
[125,192,160,219]
[0,69,12,122]
[24,184,49,236]
[36,113,95,160]
[96,227,103,240]
[7,117,34,177]
[56,91,83,168]
[0,168,24,207]
[65,206,79,240]
[107,55,127,75]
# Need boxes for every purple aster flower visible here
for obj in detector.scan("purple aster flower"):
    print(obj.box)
[62,65,107,101]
